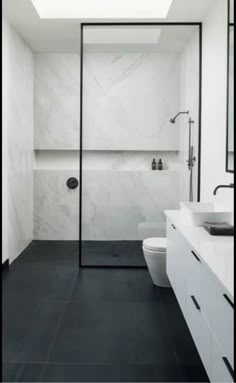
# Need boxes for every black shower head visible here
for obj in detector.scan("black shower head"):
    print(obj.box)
[170,111,189,124]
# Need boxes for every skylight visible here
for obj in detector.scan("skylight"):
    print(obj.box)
[31,0,173,19]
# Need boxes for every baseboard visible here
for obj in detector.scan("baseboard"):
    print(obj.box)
[2,259,9,271]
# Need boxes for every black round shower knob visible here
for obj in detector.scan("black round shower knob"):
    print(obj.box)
[66,177,79,190]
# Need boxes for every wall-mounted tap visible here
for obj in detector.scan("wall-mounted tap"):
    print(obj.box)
[213,183,234,195]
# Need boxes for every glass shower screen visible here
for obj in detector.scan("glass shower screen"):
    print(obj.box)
[80,24,200,266]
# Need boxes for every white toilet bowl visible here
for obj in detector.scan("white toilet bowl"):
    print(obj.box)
[142,237,170,287]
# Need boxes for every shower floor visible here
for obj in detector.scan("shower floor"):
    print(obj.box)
[81,240,146,267]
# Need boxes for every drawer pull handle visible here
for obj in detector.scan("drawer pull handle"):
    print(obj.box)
[222,357,234,379]
[191,250,201,263]
[223,294,234,309]
[191,295,201,311]
[171,224,176,230]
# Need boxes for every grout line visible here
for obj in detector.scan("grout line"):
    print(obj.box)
[3,360,180,366]
[41,269,81,364]
[38,298,71,381]
[67,268,80,301]
[38,363,48,382]
[45,301,70,363]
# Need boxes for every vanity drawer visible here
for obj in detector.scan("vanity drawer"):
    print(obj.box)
[211,332,234,382]
[185,245,211,318]
[185,283,211,377]
[210,287,234,368]
[185,244,234,366]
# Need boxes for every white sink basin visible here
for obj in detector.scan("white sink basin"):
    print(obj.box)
[180,202,233,226]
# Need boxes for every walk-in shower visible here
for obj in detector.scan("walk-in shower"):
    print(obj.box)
[80,23,201,267]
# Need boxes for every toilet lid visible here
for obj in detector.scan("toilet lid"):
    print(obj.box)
[143,237,167,252]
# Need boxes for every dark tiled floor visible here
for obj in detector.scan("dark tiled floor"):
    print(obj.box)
[82,240,146,266]
[2,241,209,382]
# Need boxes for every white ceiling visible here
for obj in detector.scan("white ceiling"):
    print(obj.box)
[3,0,217,53]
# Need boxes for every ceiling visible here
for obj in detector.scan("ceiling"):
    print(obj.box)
[3,0,217,53]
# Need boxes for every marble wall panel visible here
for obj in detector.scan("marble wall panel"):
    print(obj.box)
[34,52,180,151]
[83,52,180,150]
[6,20,34,263]
[34,169,180,241]
[34,170,80,240]
[34,54,80,149]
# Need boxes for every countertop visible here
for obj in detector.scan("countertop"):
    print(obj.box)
[165,210,234,301]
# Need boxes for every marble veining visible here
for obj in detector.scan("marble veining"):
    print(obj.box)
[83,52,180,150]
[82,170,180,240]
[6,21,34,263]
[34,52,181,151]
[34,170,180,241]
[34,54,80,149]
[34,170,80,240]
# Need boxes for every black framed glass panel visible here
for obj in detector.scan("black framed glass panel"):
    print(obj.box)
[226,0,234,173]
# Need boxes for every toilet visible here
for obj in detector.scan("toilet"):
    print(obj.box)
[142,237,170,287]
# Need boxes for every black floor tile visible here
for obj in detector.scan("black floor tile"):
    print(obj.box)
[81,240,146,267]
[41,363,185,382]
[2,242,209,382]
[2,297,67,363]
[13,241,79,266]
[160,289,205,367]
[134,302,176,365]
[2,262,77,300]
[177,364,210,382]
[71,268,160,302]
[2,363,45,382]
[49,301,137,364]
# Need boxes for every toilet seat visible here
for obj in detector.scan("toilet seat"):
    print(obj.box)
[143,237,166,252]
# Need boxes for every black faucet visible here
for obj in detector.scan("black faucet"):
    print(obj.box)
[213,183,234,195]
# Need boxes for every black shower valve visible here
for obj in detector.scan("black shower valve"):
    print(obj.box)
[66,177,79,190]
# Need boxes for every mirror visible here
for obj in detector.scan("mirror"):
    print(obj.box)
[226,0,234,172]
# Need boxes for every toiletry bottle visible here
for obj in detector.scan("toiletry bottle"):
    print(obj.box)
[152,159,157,170]
[158,159,163,170]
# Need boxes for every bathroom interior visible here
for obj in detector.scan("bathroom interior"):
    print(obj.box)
[2,0,234,382]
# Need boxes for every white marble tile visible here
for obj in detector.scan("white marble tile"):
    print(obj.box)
[34,54,80,149]
[33,169,180,241]
[179,31,200,201]
[34,52,180,151]
[5,20,34,263]
[34,170,80,240]
[83,52,180,151]
[2,16,9,263]
[81,170,180,240]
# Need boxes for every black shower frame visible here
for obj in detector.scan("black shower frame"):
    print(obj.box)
[226,0,234,173]
[79,22,202,268]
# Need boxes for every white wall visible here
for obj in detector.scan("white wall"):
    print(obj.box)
[2,16,34,264]
[83,51,180,151]
[201,0,234,210]
[33,36,201,240]
[34,54,80,150]
[179,29,200,202]
[34,51,180,151]
[2,17,9,263]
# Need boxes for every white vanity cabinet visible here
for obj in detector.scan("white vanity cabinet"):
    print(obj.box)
[166,217,234,383]
[166,221,187,315]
